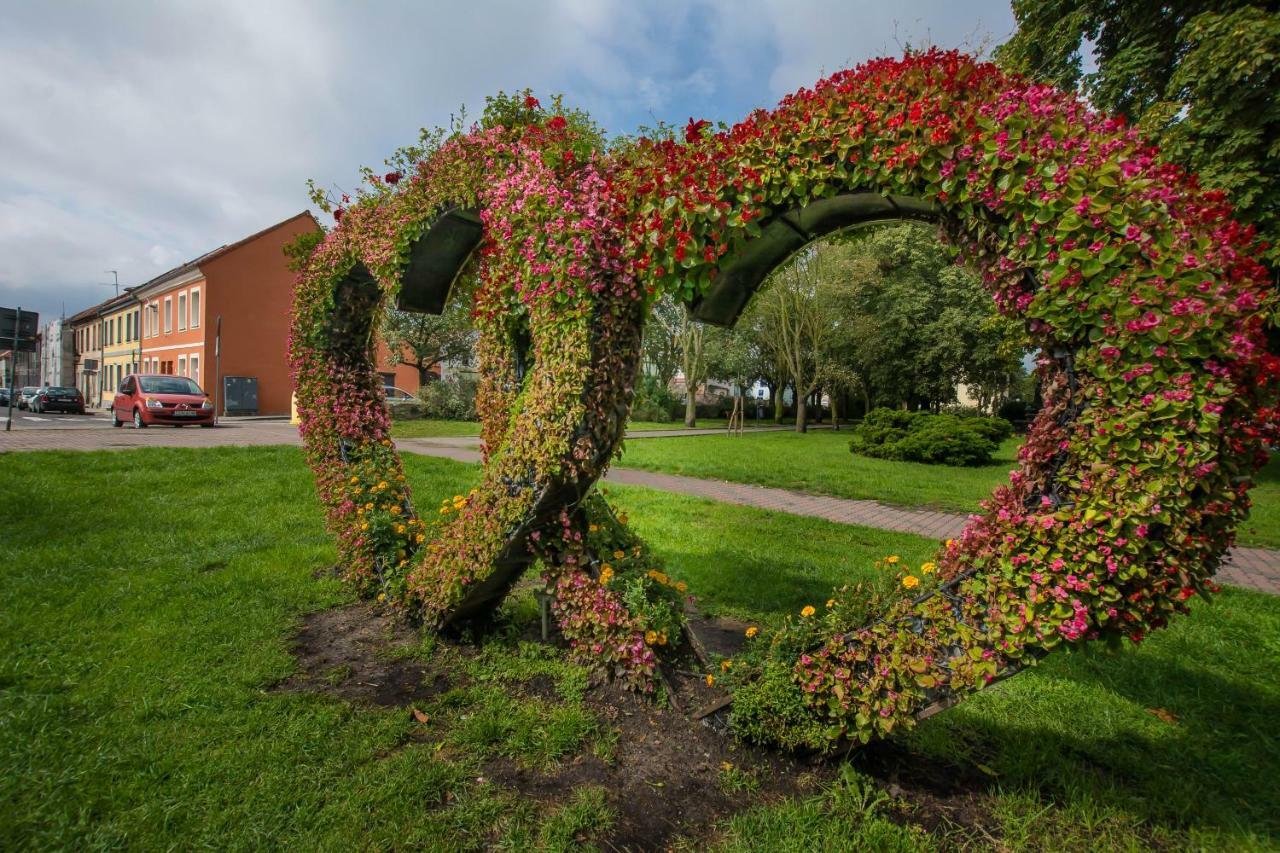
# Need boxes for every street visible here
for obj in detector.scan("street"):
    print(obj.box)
[3,410,114,430]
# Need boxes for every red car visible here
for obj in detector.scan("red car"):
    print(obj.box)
[112,373,215,428]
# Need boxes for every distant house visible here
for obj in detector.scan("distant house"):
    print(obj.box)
[65,211,427,414]
[38,318,75,387]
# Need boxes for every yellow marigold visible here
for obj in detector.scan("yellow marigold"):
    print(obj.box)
[826,598,835,608]
[920,562,937,575]
[720,659,732,672]
[618,514,628,525]
[675,581,688,593]
[416,534,426,543]
[745,626,759,639]
[453,494,464,502]
[657,632,667,645]
[652,572,669,586]
[885,555,900,564]
[645,630,658,645]
[360,522,369,531]
[705,674,715,687]
[390,506,402,515]
[613,550,625,560]
[396,525,405,534]
[902,575,920,589]
[800,605,816,618]
[349,475,359,484]
[945,539,956,548]
[599,567,614,586]
[377,593,386,602]
[589,524,599,533]
[377,481,388,490]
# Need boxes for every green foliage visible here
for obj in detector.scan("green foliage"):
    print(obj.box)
[380,297,475,386]
[725,658,833,751]
[282,228,326,272]
[817,224,1028,413]
[629,374,680,423]
[997,1,1280,268]
[417,376,479,421]
[848,408,1013,466]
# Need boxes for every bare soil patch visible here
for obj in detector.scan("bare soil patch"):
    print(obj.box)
[274,602,451,707]
[278,602,1003,850]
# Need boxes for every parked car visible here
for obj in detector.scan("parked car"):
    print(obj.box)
[0,388,9,407]
[31,386,85,414]
[17,386,39,410]
[112,373,214,428]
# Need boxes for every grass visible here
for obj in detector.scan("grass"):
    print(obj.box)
[389,416,781,438]
[618,429,1022,514]
[616,429,1280,549]
[2,446,1278,849]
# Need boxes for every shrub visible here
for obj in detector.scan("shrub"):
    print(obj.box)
[418,377,478,421]
[848,408,1007,466]
[630,376,679,423]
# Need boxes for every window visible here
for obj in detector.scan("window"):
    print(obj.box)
[133,310,140,340]
[148,304,158,337]
[178,292,187,331]
[190,354,199,386]
[178,356,186,377]
[164,298,172,334]
[190,288,200,328]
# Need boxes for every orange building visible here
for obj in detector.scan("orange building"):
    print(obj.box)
[126,212,321,415]
[65,210,428,417]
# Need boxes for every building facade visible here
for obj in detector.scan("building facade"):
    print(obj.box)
[38,318,76,388]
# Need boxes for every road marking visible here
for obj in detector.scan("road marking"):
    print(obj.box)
[23,416,49,421]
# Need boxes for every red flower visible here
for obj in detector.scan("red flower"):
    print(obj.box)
[333,206,344,222]
[384,171,402,185]
[524,95,541,110]
[684,118,711,143]
[547,115,567,131]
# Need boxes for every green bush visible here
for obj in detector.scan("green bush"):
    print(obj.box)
[630,375,680,422]
[848,408,1008,466]
[417,377,478,420]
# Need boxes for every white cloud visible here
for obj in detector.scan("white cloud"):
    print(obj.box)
[0,0,1015,322]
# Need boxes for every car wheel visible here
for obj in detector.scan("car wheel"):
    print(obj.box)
[112,410,123,428]
[133,409,147,429]
[199,423,215,428]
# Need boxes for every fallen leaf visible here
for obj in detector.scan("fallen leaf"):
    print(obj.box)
[1147,707,1179,725]
[411,707,429,724]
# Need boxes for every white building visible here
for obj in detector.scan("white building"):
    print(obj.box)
[39,318,75,387]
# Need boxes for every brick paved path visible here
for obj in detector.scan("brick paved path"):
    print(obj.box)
[4,422,1276,594]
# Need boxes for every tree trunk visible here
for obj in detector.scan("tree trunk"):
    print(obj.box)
[795,394,808,433]
[831,390,840,430]
[684,387,697,428]
[773,385,786,423]
[417,363,434,386]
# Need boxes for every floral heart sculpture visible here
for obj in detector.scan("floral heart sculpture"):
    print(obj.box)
[290,50,1278,748]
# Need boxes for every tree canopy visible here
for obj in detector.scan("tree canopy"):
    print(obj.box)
[996,1,1280,270]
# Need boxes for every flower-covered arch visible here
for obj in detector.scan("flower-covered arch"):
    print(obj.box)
[290,51,1278,748]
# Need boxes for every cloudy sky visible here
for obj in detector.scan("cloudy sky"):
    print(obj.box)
[0,0,1015,326]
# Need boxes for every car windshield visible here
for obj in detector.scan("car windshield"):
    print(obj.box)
[48,387,77,396]
[139,376,203,395]
[22,387,37,394]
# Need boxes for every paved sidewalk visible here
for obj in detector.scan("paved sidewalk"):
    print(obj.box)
[4,422,1276,594]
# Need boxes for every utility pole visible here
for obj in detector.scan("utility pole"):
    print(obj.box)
[104,270,119,297]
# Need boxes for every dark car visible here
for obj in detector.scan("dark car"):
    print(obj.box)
[112,373,214,428]
[32,386,85,414]
[0,387,9,407]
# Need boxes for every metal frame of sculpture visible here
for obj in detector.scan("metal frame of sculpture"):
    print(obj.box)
[290,51,1278,748]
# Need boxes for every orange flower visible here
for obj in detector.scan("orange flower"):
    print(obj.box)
[645,630,658,645]
[745,626,758,639]
[705,674,715,687]
[800,605,816,618]
[902,575,920,589]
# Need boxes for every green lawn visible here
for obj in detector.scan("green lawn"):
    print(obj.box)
[618,429,1021,513]
[617,429,1280,549]
[2,447,1277,849]
[390,417,783,439]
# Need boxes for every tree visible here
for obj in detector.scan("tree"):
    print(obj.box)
[641,295,683,390]
[751,246,846,432]
[996,2,1280,271]
[380,299,474,386]
[822,224,1026,414]
[674,307,733,428]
